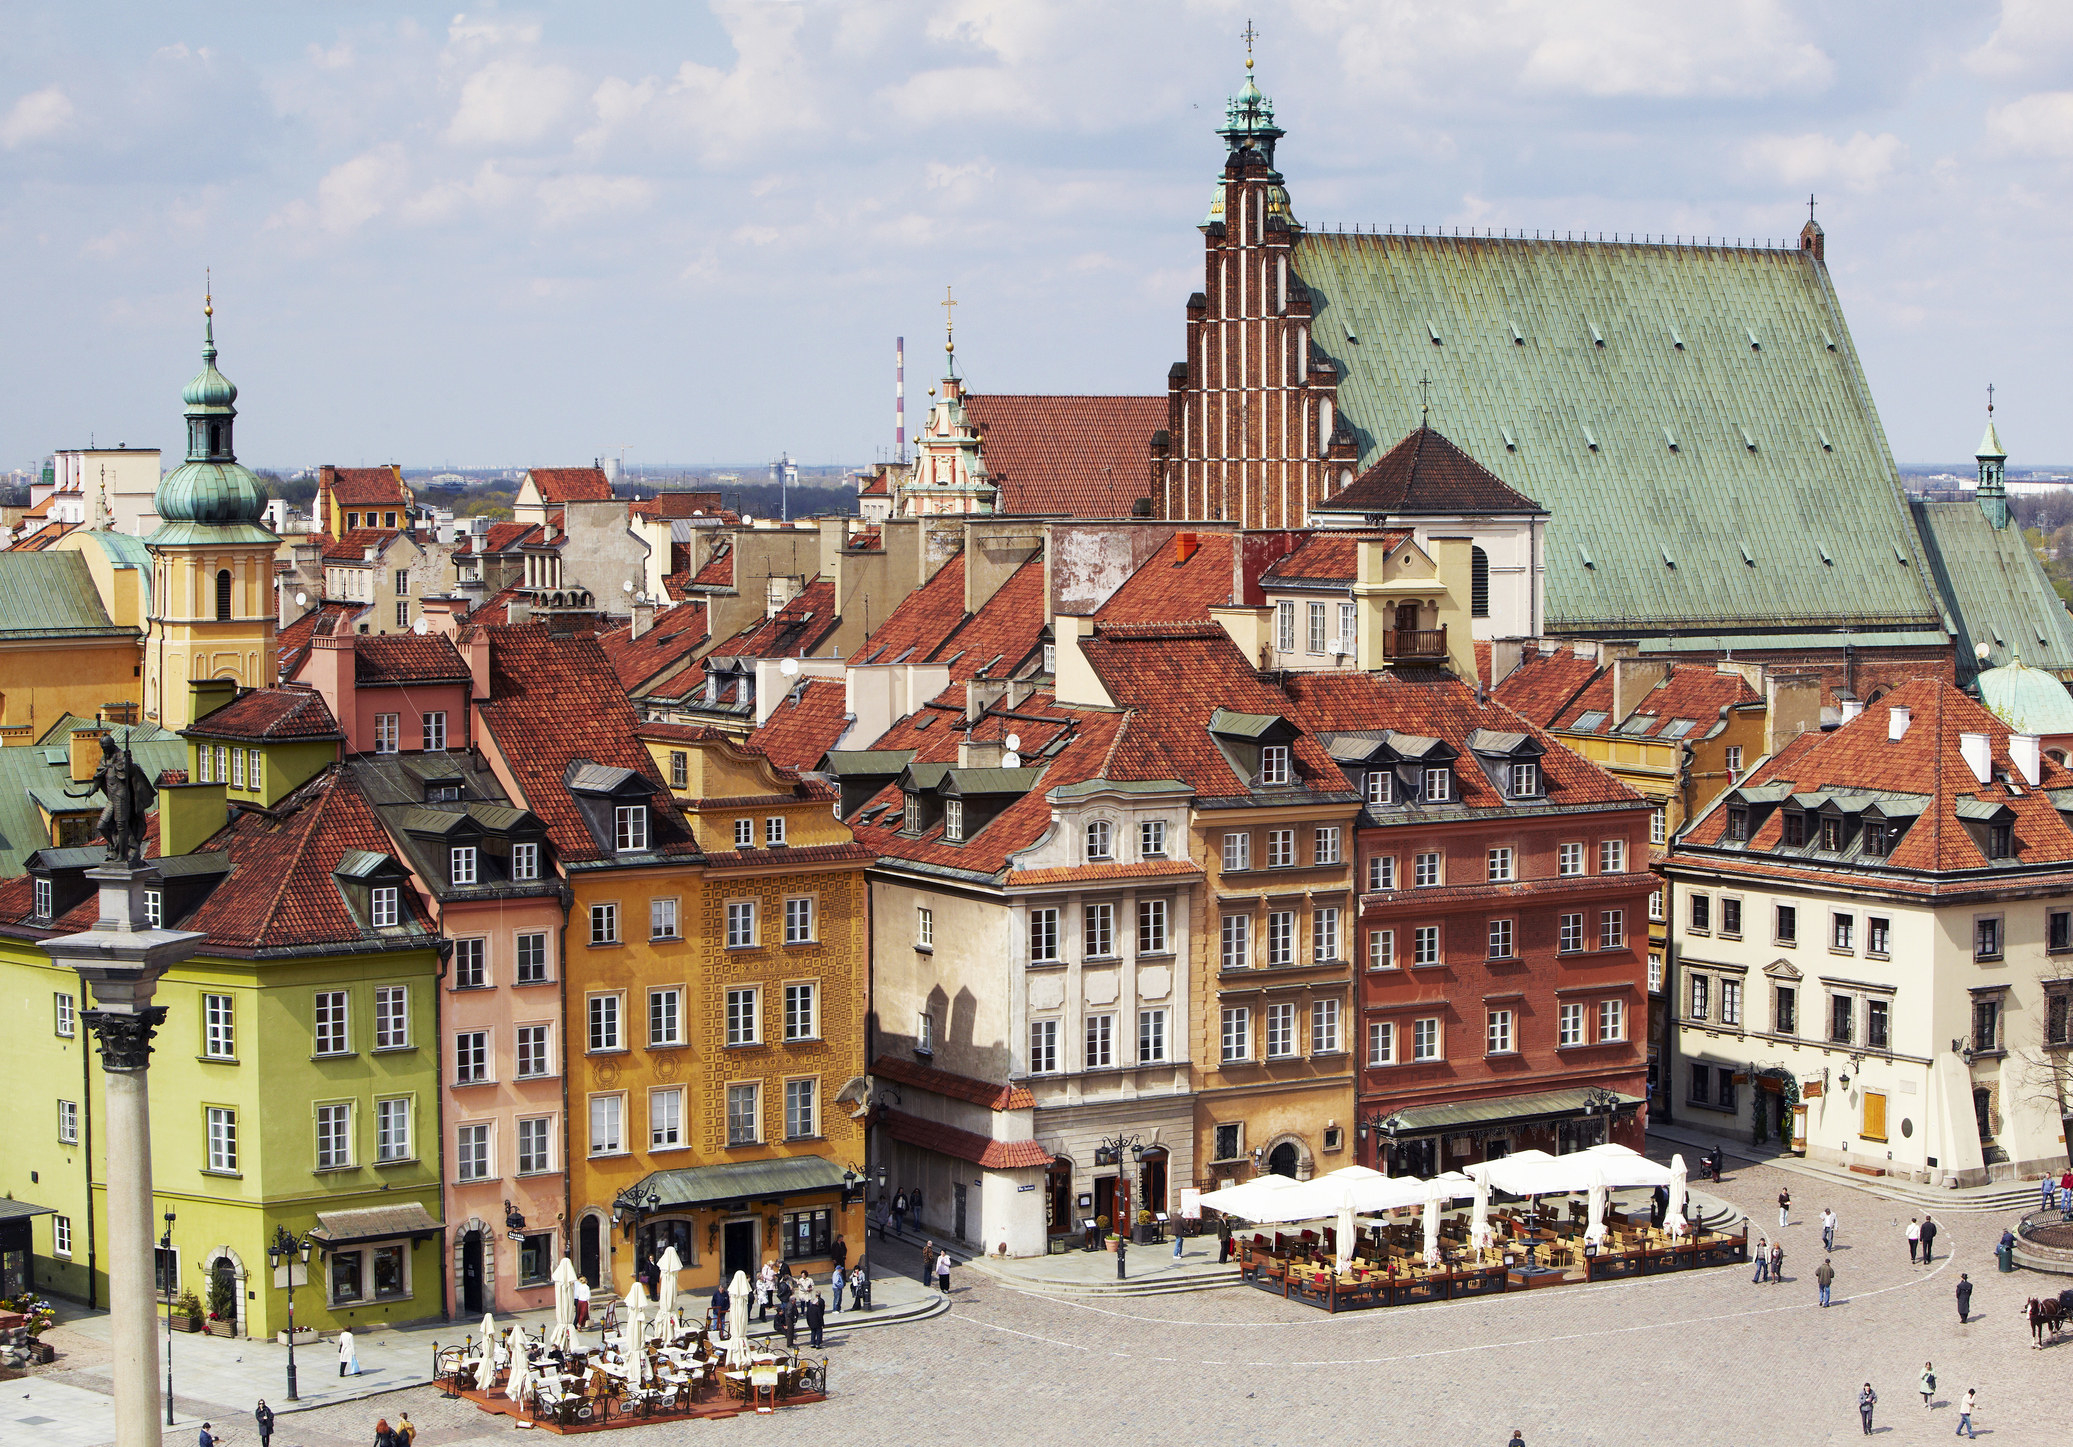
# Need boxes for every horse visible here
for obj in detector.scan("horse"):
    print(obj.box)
[2026,1295,2067,1347]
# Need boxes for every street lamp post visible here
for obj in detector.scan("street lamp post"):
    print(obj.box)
[1580,1087,1621,1147]
[1093,1133,1143,1280]
[161,1212,176,1425]
[267,1226,313,1401]
[1356,1111,1406,1173]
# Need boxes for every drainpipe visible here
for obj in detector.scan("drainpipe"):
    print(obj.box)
[432,935,452,1320]
[83,1029,98,1310]
[1658,873,1677,1127]
[555,882,575,1281]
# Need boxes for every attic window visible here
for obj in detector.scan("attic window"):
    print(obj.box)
[1726,806,1749,841]
[32,877,51,919]
[1863,821,1892,858]
[1427,323,1442,345]
[1660,718,1697,739]
[1990,822,2013,858]
[1509,761,1541,797]
[1670,329,1685,350]
[1664,427,1679,453]
[1588,322,1605,347]
[1572,710,1609,733]
[1509,323,1524,345]
[902,793,921,833]
[943,799,965,842]
[614,804,649,853]
[1259,745,1291,787]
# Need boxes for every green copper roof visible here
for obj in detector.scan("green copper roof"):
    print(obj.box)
[1975,654,2073,734]
[152,303,272,536]
[1978,418,2006,460]
[1293,233,1945,637]
[0,552,131,639]
[1911,498,2073,679]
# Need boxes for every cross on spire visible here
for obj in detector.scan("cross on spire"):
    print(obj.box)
[1241,18,1258,68]
[942,284,957,355]
[1417,371,1433,420]
[1988,381,1995,416]
[1807,193,1816,223]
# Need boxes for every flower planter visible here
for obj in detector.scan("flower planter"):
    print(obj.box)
[205,1320,236,1338]
[276,1327,320,1346]
[1134,1225,1157,1245]
[170,1318,204,1334]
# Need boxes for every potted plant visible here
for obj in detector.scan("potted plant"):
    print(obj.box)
[1097,1214,1115,1250]
[171,1290,204,1333]
[1134,1209,1157,1245]
[205,1272,237,1337]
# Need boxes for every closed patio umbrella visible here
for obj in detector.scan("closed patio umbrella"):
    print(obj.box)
[504,1326,530,1403]
[726,1270,751,1366]
[1335,1193,1358,1274]
[622,1283,649,1381]
[1665,1153,1689,1236]
[549,1256,580,1351]
[1585,1166,1609,1246]
[1421,1181,1443,1263]
[655,1246,683,1334]
[473,1314,498,1388]
[1469,1171,1492,1252]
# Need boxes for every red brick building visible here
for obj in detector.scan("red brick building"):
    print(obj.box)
[1283,671,1655,1173]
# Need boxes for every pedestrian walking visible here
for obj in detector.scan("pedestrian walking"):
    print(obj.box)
[1509,1433,1526,1447]
[1816,1258,1835,1307]
[1769,1239,1784,1284]
[935,1247,953,1294]
[1919,1361,1936,1408]
[1955,1387,1975,1439]
[757,1260,777,1321]
[1218,1216,1234,1264]
[1651,1184,1668,1227]
[1920,1213,1939,1263]
[1907,1217,1922,1263]
[892,1190,908,1235]
[1858,1383,1877,1436]
[199,1424,216,1447]
[1173,1220,1185,1259]
[830,1264,847,1314]
[1955,1273,1972,1323]
[1708,1144,1724,1182]
[1778,1186,1791,1229]
[1753,1235,1770,1282]
[806,1288,826,1348]
[910,1188,926,1227]
[254,1400,274,1447]
[781,1297,800,1350]
[396,1413,416,1446]
[338,1327,359,1377]
[575,1274,591,1328]
[851,1256,871,1310]
[709,1282,728,1337]
[1821,1206,1837,1252]
[372,1419,401,1447]
[2045,1172,2059,1212]
[921,1240,938,1285]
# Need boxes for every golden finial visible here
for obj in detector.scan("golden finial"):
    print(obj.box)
[1242,18,1257,68]
[942,284,958,354]
[204,266,213,319]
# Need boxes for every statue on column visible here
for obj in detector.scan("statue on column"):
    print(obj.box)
[70,735,158,865]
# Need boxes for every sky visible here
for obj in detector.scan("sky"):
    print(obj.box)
[5,0,2073,471]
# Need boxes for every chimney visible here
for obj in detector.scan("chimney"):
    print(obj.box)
[959,737,1005,769]
[69,725,111,783]
[766,574,803,619]
[966,677,1010,723]
[1888,705,1911,741]
[1960,732,1993,784]
[2012,733,2042,786]
[630,596,657,640]
[1611,657,1671,726]
[460,626,491,703]
[1840,699,1864,723]
[308,631,358,749]
[419,596,460,637]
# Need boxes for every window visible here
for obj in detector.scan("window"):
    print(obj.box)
[1140,819,1168,857]
[1469,544,1490,616]
[195,746,213,785]
[585,902,619,945]
[1861,1089,1888,1142]
[1989,822,2013,858]
[1599,909,1624,949]
[942,799,964,841]
[1313,906,1340,961]
[1830,912,1854,951]
[725,988,759,1046]
[614,805,648,853]
[1690,894,1711,932]
[1366,770,1393,805]
[1486,846,1514,882]
[668,750,688,788]
[1414,850,1442,886]
[1085,819,1113,860]
[1863,821,1891,857]
[726,1084,759,1145]
[1030,1019,1060,1074]
[1486,1009,1514,1055]
[453,938,487,989]
[207,1106,238,1172]
[1313,825,1343,866]
[736,817,755,848]
[589,1096,624,1155]
[231,747,246,790]
[1648,953,1664,993]
[517,1116,551,1175]
[1727,807,1749,841]
[1043,642,1056,672]
[1722,897,1742,936]
[1975,916,2003,960]
[1689,975,1710,1021]
[1085,902,1115,958]
[1307,601,1327,653]
[1413,924,1440,966]
[1769,985,1797,1037]
[1725,745,1743,773]
[454,1030,490,1083]
[1650,807,1667,846]
[783,896,815,944]
[314,991,349,1055]
[726,901,757,948]
[1086,1013,1113,1068]
[1217,833,1254,879]
[1559,1002,1585,1047]
[516,1024,549,1078]
[371,886,400,927]
[1867,998,1890,1050]
[1422,767,1452,802]
[214,745,228,783]
[2047,992,2071,1046]
[1649,890,1665,922]
[34,878,54,920]
[587,994,621,1052]
[1138,898,1170,954]
[1829,994,1854,1044]
[1559,913,1584,953]
[511,842,540,881]
[457,1121,492,1179]
[1368,855,1396,891]
[781,982,817,1041]
[394,598,410,629]
[1028,908,1061,962]
[2053,910,2073,954]
[1412,1017,1442,1062]
[1973,997,2002,1053]
[1137,1008,1168,1063]
[1599,839,1626,873]
[650,1087,684,1148]
[53,1215,71,1257]
[1721,980,1742,1026]
[316,1103,352,1169]
[1367,927,1395,970]
[782,1208,833,1261]
[203,994,234,1058]
[648,988,682,1047]
[1688,1063,1710,1105]
[1221,914,1251,969]
[917,1010,934,1054]
[375,986,408,1049]
[901,794,920,833]
[916,907,934,949]
[1267,910,1295,966]
[1818,815,1843,852]
[515,931,548,983]
[1368,1020,1395,1065]
[1265,1001,1296,1058]
[1486,916,1514,959]
[765,815,787,847]
[1717,1068,1738,1111]
[57,1098,78,1144]
[1276,599,1296,653]
[1260,746,1291,786]
[1510,762,1541,798]
[1266,829,1295,867]
[1558,842,1584,876]
[420,711,447,752]
[215,568,233,619]
[1221,1006,1252,1061]
[1312,998,1341,1053]
[1776,904,1798,943]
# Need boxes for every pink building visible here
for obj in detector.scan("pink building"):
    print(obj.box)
[294,625,477,757]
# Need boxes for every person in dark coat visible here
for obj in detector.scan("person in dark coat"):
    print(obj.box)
[1955,1272,1973,1322]
[805,1289,826,1348]
[921,1240,938,1285]
[831,1236,848,1272]
[851,1256,871,1310]
[1651,1185,1669,1227]
[1919,1214,1939,1263]
[1217,1216,1234,1264]
[781,1297,800,1349]
[892,1190,908,1234]
[255,1400,275,1447]
[709,1283,729,1336]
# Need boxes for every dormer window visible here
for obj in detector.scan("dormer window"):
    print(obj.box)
[1366,771,1393,805]
[450,846,478,885]
[1863,822,1890,858]
[902,794,920,834]
[1819,816,1842,852]
[669,751,688,789]
[1260,746,1291,786]
[1783,812,1806,847]
[1990,822,2014,858]
[1086,820,1113,861]
[1509,762,1541,797]
[943,799,965,842]
[1423,767,1453,802]
[1726,807,1749,841]
[614,805,649,853]
[371,886,400,927]
[33,877,51,919]
[144,889,162,928]
[511,842,540,880]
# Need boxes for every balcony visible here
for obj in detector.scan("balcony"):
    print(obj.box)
[1383,626,1447,662]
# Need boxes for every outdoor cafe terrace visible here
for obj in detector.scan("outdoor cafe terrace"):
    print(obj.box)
[1204,1145,1748,1313]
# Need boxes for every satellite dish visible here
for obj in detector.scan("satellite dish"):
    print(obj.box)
[1005,733,1022,752]
[780,658,800,677]
[623,580,635,593]
[1002,751,1020,769]
[413,618,429,635]
[295,591,308,607]
[1975,641,1992,661]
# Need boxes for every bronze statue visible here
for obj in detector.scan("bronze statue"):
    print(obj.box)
[69,734,157,865]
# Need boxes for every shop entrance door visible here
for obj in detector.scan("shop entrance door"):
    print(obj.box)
[1046,1159,1073,1233]
[1093,1176,1117,1232]
[1267,1142,1299,1178]
[723,1220,756,1284]
[460,1229,485,1315]
[1140,1149,1169,1216]
[578,1215,601,1290]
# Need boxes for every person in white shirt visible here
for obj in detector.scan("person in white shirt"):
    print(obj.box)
[338,1328,358,1377]
[1821,1207,1837,1252]
[575,1275,592,1328]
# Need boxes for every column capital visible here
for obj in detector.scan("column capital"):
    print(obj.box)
[82,1006,168,1072]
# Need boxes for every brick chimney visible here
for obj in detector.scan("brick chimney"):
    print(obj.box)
[307,630,358,750]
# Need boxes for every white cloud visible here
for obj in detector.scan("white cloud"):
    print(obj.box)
[1967,0,2073,79]
[296,144,412,231]
[445,57,583,147]
[534,172,654,226]
[1987,91,2073,158]
[1520,0,1833,99]
[1,86,75,148]
[1741,130,1907,191]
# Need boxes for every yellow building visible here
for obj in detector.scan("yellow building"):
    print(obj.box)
[0,544,143,741]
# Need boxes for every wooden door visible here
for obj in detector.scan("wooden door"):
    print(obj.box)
[1862,1090,1887,1143]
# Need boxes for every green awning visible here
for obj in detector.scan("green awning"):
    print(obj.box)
[1391,1088,1644,1135]
[626,1156,850,1210]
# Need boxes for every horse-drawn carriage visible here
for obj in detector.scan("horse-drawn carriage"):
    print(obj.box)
[2025,1288,2073,1347]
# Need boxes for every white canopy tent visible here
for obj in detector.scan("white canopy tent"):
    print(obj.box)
[1577,1142,1675,1187]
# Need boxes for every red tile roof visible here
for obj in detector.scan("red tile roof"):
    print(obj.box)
[690,545,734,590]
[454,522,542,556]
[929,557,1047,679]
[354,633,469,685]
[872,1055,1035,1110]
[1007,858,1205,887]
[322,528,404,562]
[1490,649,1603,728]
[878,1108,1050,1169]
[748,679,852,771]
[1260,530,1413,585]
[466,582,529,626]
[277,601,368,679]
[711,577,841,659]
[596,602,709,694]
[526,466,612,503]
[187,687,341,742]
[627,491,723,519]
[323,466,410,508]
[859,473,889,496]
[1551,664,1757,737]
[1318,426,1545,516]
[860,554,969,662]
[1097,533,1237,624]
[965,394,1165,516]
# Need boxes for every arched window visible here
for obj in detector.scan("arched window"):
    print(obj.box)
[1470,546,1490,618]
[215,569,233,621]
[208,422,222,455]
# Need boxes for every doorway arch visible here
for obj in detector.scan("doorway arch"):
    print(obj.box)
[577,1212,604,1294]
[199,1245,248,1339]
[1260,1132,1314,1181]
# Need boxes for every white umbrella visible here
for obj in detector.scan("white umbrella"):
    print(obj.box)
[1334,1191,1357,1274]
[1665,1153,1690,1237]
[1421,1181,1443,1264]
[726,1269,751,1366]
[655,1245,683,1327]
[472,1314,498,1388]
[1584,1166,1609,1247]
[622,1283,649,1381]
[505,1327,531,1405]
[549,1256,580,1352]
[1469,1171,1492,1253]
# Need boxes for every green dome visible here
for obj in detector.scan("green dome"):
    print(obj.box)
[148,298,274,536]
[182,354,237,410]
[156,459,268,525]
[1976,653,2073,735]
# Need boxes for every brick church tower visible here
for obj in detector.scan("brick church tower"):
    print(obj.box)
[1154,58,1355,527]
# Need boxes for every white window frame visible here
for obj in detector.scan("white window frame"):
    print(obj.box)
[1138,897,1171,954]
[1085,819,1113,861]
[516,1024,551,1078]
[1368,927,1395,970]
[648,987,683,1047]
[1559,1001,1585,1047]
[516,1115,552,1174]
[206,1106,239,1173]
[1598,998,1627,1042]
[58,1098,79,1144]
[1368,1020,1395,1066]
[726,987,760,1047]
[457,1121,493,1180]
[1366,770,1393,805]
[1413,924,1440,966]
[1307,600,1328,654]
[1137,1008,1169,1063]
[1030,1018,1060,1074]
[1222,832,1252,872]
[314,991,349,1055]
[587,993,623,1053]
[1315,825,1342,866]
[203,993,234,1059]
[1312,906,1339,962]
[511,841,540,881]
[1029,907,1061,962]
[650,1086,685,1149]
[371,886,399,928]
[589,901,620,945]
[784,982,818,1041]
[316,1102,353,1169]
[766,815,787,847]
[784,1078,818,1139]
[1140,819,1168,857]
[1486,1009,1514,1056]
[1265,1001,1296,1059]
[1267,828,1295,868]
[515,931,549,983]
[1486,846,1514,882]
[1221,913,1250,969]
[375,713,399,754]
[650,896,680,940]
[1558,842,1583,876]
[1414,850,1442,887]
[1599,838,1627,873]
[1084,901,1115,958]
[726,1083,760,1146]
[374,985,409,1050]
[1312,998,1341,1053]
[1085,1012,1113,1068]
[588,1095,625,1156]
[1422,767,1452,802]
[454,1029,490,1084]
[1411,1016,1443,1063]
[1267,909,1295,966]
[1259,745,1291,786]
[726,900,757,948]
[916,906,934,949]
[1487,917,1514,959]
[614,805,649,853]
[784,895,815,944]
[1368,854,1396,891]
[422,710,447,752]
[1221,1006,1251,1062]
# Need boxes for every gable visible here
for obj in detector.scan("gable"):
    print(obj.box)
[1911,499,2073,680]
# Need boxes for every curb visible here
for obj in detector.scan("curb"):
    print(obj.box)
[1650,1126,2037,1215]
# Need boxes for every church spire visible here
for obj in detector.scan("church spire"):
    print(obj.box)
[182,276,239,464]
[1977,383,2008,529]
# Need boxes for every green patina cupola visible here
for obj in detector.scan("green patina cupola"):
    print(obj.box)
[1976,389,2008,530]
[151,291,272,541]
